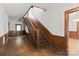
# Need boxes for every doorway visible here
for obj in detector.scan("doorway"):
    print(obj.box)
[15,24,22,36]
[65,7,79,55]
[69,12,78,39]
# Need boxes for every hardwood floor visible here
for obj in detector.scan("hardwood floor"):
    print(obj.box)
[0,36,66,56]
[69,38,79,56]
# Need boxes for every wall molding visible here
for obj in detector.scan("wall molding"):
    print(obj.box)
[8,30,26,37]
[69,31,77,38]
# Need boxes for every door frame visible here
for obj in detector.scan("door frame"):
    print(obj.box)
[8,22,10,32]
[77,22,79,39]
[64,6,79,52]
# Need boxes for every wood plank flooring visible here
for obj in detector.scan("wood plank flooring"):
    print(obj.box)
[69,38,79,56]
[0,36,66,56]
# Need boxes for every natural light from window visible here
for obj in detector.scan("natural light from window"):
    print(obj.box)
[16,25,21,31]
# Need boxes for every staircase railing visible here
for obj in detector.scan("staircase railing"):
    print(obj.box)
[23,5,45,49]
[24,16,40,48]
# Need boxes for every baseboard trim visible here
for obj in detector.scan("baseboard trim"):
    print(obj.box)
[50,35,67,50]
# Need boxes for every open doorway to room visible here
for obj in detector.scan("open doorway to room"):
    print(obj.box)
[69,12,78,39]
[68,12,79,55]
[65,7,79,56]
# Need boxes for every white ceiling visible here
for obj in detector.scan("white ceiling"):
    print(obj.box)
[2,3,50,18]
[2,3,79,19]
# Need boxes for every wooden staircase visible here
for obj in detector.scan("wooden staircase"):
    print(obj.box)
[24,17,49,48]
[21,5,67,53]
[24,16,67,51]
[39,32,49,48]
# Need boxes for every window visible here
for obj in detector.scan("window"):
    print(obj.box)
[16,24,22,31]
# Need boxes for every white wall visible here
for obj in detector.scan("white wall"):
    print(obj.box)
[0,4,8,37]
[8,17,24,31]
[25,3,79,37]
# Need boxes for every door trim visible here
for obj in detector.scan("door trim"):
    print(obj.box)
[64,6,79,52]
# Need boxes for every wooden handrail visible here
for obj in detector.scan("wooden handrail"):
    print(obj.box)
[28,17,39,29]
[26,17,40,48]
[24,17,40,48]
[26,17,37,31]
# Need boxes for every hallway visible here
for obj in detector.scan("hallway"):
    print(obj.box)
[0,36,66,56]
